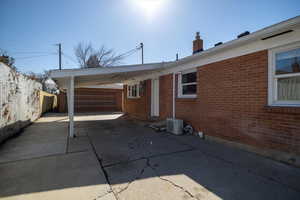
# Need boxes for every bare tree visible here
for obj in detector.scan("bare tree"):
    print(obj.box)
[74,42,123,68]
[0,49,16,71]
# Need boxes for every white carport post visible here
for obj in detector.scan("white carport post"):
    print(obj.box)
[66,76,75,138]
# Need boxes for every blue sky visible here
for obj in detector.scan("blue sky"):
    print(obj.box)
[1,0,299,73]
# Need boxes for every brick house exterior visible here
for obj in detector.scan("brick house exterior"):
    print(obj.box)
[50,16,300,165]
[124,50,300,155]
[123,17,300,165]
[124,80,152,120]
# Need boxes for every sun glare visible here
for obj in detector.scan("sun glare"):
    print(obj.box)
[131,0,167,20]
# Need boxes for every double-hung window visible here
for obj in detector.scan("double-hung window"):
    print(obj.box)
[269,43,300,106]
[127,84,140,98]
[178,69,197,98]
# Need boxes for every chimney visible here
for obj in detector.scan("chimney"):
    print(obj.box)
[193,32,203,54]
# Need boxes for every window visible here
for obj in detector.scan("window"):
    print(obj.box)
[269,44,300,106]
[127,84,140,98]
[178,69,197,98]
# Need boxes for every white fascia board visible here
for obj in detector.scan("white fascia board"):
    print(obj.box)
[176,15,300,66]
[50,62,168,78]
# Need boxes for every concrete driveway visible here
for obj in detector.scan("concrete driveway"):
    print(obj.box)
[0,113,300,200]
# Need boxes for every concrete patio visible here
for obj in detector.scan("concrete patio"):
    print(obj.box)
[0,113,300,200]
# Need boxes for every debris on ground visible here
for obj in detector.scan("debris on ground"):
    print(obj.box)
[183,124,194,135]
[147,121,166,132]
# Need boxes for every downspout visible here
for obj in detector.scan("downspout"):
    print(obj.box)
[172,72,176,119]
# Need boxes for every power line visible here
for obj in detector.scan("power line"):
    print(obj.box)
[14,54,56,60]
[62,52,77,64]
[9,51,56,55]
[118,45,142,59]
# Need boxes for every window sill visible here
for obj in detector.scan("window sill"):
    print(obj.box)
[127,97,140,99]
[264,104,300,114]
[177,95,197,99]
[268,103,300,107]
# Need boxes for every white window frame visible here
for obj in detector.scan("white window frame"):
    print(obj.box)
[127,83,140,98]
[268,42,300,107]
[178,68,197,98]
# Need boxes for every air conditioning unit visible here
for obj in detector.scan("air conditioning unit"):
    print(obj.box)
[166,118,183,135]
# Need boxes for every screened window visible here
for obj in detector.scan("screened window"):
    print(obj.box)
[269,45,300,106]
[127,84,140,98]
[178,69,197,98]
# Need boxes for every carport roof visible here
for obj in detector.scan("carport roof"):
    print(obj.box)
[50,62,172,88]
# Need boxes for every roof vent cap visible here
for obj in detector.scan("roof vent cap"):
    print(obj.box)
[237,31,250,38]
[214,42,223,47]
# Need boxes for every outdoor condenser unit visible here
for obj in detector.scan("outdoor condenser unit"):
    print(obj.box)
[166,118,183,135]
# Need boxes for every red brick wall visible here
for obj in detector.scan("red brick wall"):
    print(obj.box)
[124,80,151,120]
[159,74,173,119]
[159,50,300,154]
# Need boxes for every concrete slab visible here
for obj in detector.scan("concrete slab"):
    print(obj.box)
[67,136,92,153]
[0,115,68,163]
[149,150,300,200]
[0,151,115,200]
[173,135,300,191]
[1,112,300,200]
[106,159,201,200]
[106,150,300,200]
[83,118,193,166]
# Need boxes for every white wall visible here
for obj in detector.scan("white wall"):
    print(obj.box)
[0,63,42,142]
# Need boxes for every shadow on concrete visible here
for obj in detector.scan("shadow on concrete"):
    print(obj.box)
[0,119,31,144]
[0,112,300,200]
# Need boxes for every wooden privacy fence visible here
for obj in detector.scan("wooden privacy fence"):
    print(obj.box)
[57,88,123,113]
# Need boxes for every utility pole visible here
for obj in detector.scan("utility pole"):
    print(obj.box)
[56,43,62,70]
[140,42,144,64]
[176,53,179,61]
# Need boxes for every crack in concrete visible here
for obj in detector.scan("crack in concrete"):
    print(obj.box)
[146,158,199,200]
[171,137,300,193]
[104,153,200,199]
[94,189,114,200]
[86,132,119,200]
[114,159,149,197]
[103,148,196,168]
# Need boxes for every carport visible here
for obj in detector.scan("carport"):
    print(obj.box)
[50,62,169,137]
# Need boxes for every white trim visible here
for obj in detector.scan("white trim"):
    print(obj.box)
[50,62,167,78]
[268,42,300,106]
[151,78,160,117]
[68,76,75,138]
[172,72,176,118]
[177,69,197,98]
